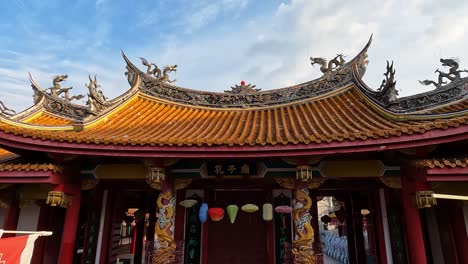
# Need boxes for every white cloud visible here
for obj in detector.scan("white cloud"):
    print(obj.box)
[150,0,468,97]
[1,0,468,113]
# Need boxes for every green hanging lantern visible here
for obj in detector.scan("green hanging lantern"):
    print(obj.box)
[226,205,239,224]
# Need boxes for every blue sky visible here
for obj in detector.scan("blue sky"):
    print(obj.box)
[1,0,467,111]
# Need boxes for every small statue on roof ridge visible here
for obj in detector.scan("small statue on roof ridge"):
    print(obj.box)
[419,58,468,88]
[0,100,15,117]
[140,57,177,83]
[86,75,108,112]
[47,75,85,102]
[225,81,261,94]
[85,75,106,101]
[310,54,346,74]
[377,61,398,103]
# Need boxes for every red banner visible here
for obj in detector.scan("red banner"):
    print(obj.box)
[0,234,38,264]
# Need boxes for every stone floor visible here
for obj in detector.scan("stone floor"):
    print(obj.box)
[323,254,345,264]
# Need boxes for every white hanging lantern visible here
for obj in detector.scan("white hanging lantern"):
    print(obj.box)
[262,203,273,221]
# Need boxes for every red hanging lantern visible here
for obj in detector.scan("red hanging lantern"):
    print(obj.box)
[240,81,246,86]
[208,207,225,221]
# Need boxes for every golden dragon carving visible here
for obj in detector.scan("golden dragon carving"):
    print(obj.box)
[292,188,316,264]
[153,189,176,264]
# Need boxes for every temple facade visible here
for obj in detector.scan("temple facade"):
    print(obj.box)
[0,37,467,264]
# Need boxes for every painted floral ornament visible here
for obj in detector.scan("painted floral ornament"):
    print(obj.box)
[274,205,292,214]
[199,203,208,222]
[241,203,259,213]
[226,205,239,224]
[208,207,225,221]
[179,199,198,208]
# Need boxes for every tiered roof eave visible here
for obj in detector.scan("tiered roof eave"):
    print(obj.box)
[0,36,466,157]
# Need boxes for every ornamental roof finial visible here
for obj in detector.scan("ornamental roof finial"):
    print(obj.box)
[225,81,261,94]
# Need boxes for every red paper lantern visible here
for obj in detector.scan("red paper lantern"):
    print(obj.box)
[241,81,246,86]
[208,207,225,221]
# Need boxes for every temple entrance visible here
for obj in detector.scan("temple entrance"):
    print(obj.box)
[207,190,268,264]
[315,191,380,264]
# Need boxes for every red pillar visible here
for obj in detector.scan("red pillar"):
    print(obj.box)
[31,204,50,264]
[401,170,428,264]
[58,185,81,264]
[449,201,468,263]
[174,189,186,243]
[2,191,20,238]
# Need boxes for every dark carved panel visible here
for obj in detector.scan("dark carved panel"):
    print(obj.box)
[183,199,202,264]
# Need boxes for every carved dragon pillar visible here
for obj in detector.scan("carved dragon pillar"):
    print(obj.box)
[147,164,192,264]
[153,181,176,264]
[275,164,324,264]
[292,185,316,264]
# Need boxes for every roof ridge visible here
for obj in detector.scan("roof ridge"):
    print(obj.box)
[122,36,372,109]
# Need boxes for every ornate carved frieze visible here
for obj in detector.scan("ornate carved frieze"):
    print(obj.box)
[394,83,466,112]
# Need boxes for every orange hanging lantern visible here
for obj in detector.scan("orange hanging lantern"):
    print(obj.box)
[208,207,225,221]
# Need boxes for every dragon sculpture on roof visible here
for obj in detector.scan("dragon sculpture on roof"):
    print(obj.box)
[47,75,85,102]
[310,54,346,74]
[140,57,177,83]
[419,58,468,88]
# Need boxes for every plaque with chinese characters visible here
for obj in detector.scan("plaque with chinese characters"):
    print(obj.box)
[207,161,257,177]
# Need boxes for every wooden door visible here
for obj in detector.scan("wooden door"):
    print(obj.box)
[207,190,267,264]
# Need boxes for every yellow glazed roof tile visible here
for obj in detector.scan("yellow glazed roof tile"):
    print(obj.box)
[0,163,62,173]
[0,87,466,147]
[21,111,74,126]
[417,157,468,169]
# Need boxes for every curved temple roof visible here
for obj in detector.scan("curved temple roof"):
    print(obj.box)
[0,37,466,157]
